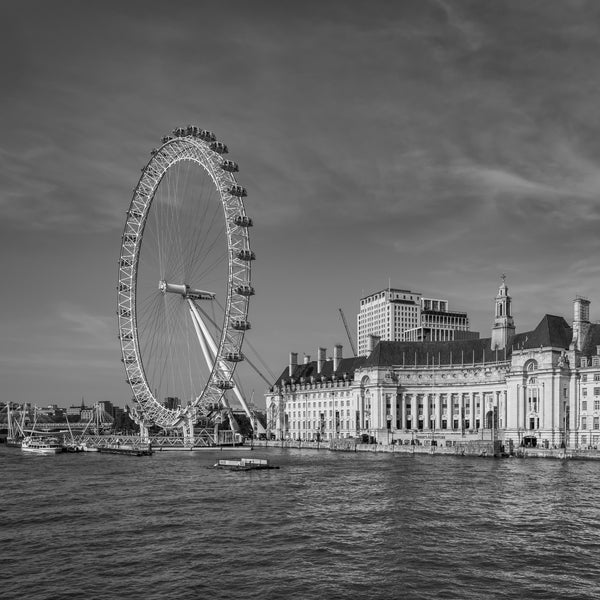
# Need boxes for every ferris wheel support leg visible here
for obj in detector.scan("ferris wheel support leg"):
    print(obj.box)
[182,415,195,448]
[188,300,265,434]
[139,424,149,443]
[277,395,286,440]
[187,300,241,432]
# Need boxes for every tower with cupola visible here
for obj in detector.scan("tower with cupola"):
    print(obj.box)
[491,275,515,350]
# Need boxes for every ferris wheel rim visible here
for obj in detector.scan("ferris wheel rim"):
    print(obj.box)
[116,129,253,429]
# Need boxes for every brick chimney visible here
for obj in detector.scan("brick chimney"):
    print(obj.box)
[367,334,380,354]
[333,344,343,371]
[572,296,591,351]
[317,347,327,373]
[289,352,298,377]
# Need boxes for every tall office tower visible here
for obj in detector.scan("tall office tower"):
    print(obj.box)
[357,287,475,356]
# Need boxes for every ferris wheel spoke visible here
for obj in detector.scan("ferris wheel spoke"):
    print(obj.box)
[186,199,223,282]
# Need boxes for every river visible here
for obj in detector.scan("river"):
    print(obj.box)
[1,446,599,599]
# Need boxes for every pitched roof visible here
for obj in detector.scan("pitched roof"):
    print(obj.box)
[272,315,575,379]
[365,314,573,368]
[511,315,572,351]
[579,322,600,357]
[272,355,367,388]
[364,336,503,368]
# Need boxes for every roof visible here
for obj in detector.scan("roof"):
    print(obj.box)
[272,355,367,387]
[365,314,573,368]
[511,315,572,351]
[272,315,575,379]
[579,322,600,357]
[364,337,502,368]
[421,309,468,318]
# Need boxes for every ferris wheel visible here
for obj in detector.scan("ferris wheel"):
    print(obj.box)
[117,126,254,431]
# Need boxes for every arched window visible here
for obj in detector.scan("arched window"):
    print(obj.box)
[525,360,538,372]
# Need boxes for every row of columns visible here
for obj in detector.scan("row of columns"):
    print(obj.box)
[394,391,506,430]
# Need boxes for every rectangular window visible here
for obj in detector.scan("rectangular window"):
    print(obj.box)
[595,374,600,382]
[582,401,588,411]
[595,417,599,430]
[595,387,600,396]
[583,374,588,382]
[595,400,600,411]
[582,417,587,430]
[583,388,588,397]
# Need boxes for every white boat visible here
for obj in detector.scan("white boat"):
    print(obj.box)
[211,457,279,471]
[21,436,63,455]
[79,441,99,452]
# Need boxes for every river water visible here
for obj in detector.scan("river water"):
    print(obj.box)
[1,445,599,600]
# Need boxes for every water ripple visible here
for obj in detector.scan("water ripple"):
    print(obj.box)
[2,447,600,599]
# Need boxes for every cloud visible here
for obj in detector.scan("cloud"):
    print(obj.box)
[451,162,560,198]
[0,304,117,372]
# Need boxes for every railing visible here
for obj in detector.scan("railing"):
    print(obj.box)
[80,429,237,449]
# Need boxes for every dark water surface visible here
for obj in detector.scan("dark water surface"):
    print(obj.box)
[1,446,600,600]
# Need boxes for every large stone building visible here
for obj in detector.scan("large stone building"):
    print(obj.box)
[266,280,600,450]
[356,287,475,356]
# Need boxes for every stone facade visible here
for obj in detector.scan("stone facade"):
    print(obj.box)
[266,282,600,450]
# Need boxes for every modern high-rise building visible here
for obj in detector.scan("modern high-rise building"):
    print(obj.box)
[356,287,475,356]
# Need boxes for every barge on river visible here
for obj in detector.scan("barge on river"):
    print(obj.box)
[211,457,279,471]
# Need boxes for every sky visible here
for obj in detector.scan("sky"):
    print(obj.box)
[2,0,600,409]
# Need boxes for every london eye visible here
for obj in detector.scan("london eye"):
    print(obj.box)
[117,127,254,438]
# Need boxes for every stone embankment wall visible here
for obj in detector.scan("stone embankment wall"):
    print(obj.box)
[249,439,499,456]
[329,438,501,457]
[248,439,600,460]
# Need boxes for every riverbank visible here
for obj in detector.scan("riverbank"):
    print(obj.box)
[248,439,600,460]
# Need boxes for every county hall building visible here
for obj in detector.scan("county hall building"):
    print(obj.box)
[265,279,600,450]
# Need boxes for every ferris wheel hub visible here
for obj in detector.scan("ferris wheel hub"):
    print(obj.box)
[158,280,215,300]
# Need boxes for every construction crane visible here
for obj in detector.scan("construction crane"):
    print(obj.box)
[338,308,357,357]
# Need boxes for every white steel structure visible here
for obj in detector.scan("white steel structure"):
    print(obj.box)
[117,126,255,441]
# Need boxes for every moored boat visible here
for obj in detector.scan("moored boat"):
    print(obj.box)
[79,441,99,452]
[97,442,152,456]
[21,436,63,455]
